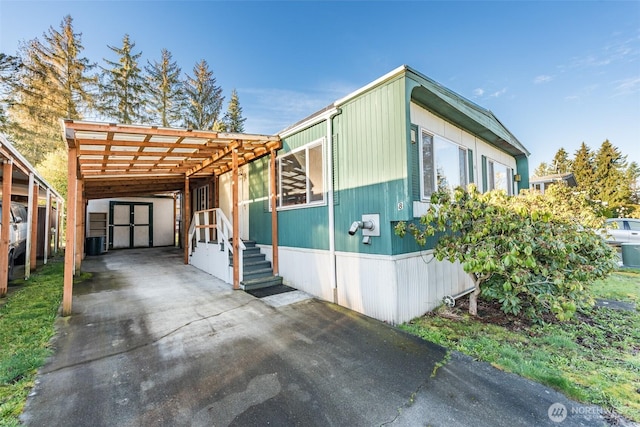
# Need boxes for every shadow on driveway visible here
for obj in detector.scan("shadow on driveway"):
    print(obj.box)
[20,247,611,426]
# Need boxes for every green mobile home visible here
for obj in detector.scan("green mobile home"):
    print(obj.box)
[194,65,530,324]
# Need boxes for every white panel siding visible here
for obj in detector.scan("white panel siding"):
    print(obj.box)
[335,252,398,323]
[276,246,334,302]
[410,102,516,170]
[394,252,474,324]
[189,242,474,325]
[189,242,232,284]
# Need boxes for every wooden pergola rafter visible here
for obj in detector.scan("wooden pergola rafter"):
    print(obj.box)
[61,120,282,315]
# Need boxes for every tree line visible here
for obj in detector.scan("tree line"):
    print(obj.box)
[0,15,246,169]
[534,141,639,215]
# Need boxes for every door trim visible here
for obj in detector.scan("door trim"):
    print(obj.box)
[108,202,153,249]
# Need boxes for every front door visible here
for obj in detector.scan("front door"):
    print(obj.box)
[109,202,153,249]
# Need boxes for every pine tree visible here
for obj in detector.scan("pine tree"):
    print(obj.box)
[5,15,95,164]
[551,147,571,174]
[593,140,630,207]
[221,89,246,132]
[571,142,595,196]
[99,34,147,124]
[626,161,640,204]
[183,59,224,130]
[0,53,21,130]
[145,49,185,127]
[533,162,550,177]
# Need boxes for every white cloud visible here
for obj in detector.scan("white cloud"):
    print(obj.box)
[534,75,553,84]
[613,76,640,96]
[564,84,599,101]
[473,88,485,97]
[489,88,508,98]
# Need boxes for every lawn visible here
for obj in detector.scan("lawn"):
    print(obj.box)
[0,259,89,427]
[400,269,640,423]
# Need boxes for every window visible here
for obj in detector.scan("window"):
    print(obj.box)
[277,139,325,208]
[195,185,209,211]
[420,131,468,200]
[488,160,514,195]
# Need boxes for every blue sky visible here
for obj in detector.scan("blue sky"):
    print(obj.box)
[1,1,639,171]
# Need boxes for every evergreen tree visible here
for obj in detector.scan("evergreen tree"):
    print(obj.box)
[0,53,21,131]
[627,161,640,204]
[6,15,95,164]
[593,140,630,207]
[533,162,550,177]
[183,59,224,130]
[145,49,184,127]
[99,34,147,124]
[221,89,246,132]
[551,147,571,174]
[571,142,595,196]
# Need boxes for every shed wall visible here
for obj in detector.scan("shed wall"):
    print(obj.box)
[86,197,175,247]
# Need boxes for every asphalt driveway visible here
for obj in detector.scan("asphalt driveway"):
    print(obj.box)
[20,247,612,426]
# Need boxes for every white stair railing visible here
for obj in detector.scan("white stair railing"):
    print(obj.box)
[189,208,244,282]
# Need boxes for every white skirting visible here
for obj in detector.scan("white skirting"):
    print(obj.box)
[262,245,474,324]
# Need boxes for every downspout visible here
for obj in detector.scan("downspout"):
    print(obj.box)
[326,108,342,303]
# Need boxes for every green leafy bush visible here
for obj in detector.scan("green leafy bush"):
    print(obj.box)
[395,184,617,322]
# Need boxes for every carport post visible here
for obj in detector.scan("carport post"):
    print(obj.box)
[0,160,12,295]
[29,177,39,273]
[269,149,278,276]
[75,179,84,269]
[56,200,63,255]
[44,189,51,264]
[183,177,190,264]
[63,148,78,316]
[232,149,239,290]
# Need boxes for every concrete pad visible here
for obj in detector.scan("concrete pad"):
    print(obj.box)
[260,290,313,307]
[20,247,617,426]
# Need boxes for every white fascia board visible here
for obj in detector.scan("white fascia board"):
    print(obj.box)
[334,65,408,107]
[278,107,340,139]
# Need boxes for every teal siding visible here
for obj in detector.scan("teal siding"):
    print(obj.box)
[248,122,329,249]
[247,68,528,258]
[481,155,488,192]
[331,76,409,255]
[515,154,529,193]
[468,149,474,184]
[248,76,410,255]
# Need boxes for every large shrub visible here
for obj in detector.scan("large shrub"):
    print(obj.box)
[395,184,617,322]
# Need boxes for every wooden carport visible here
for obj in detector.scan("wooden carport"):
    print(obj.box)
[61,120,281,316]
[0,135,64,296]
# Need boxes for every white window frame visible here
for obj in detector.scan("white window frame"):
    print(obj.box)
[487,159,514,196]
[419,129,469,201]
[275,138,326,210]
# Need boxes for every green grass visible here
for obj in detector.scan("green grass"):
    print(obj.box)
[0,259,89,427]
[590,268,640,304]
[400,270,640,422]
